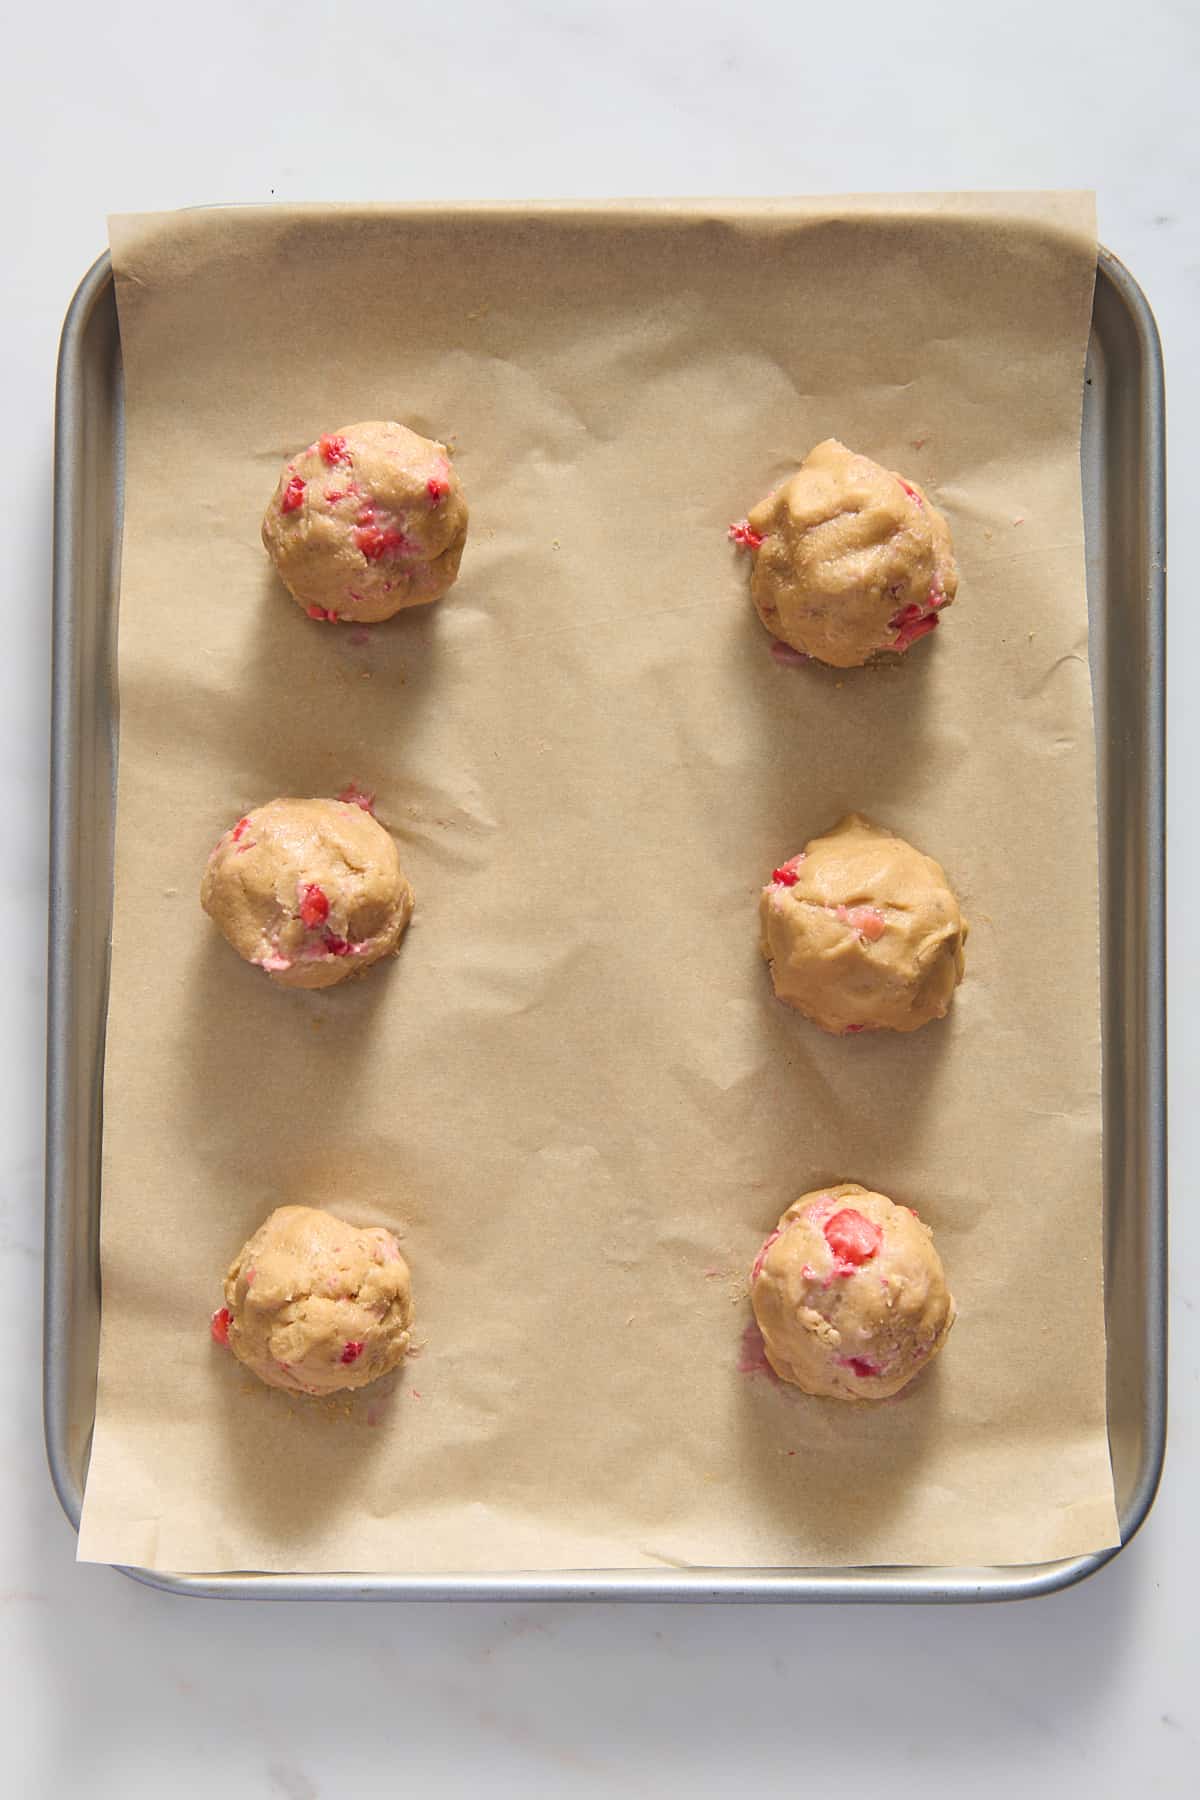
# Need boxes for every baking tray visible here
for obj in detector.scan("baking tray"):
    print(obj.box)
[45,243,1166,1602]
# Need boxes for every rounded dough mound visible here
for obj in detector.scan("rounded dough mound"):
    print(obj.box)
[742,438,957,667]
[760,813,966,1035]
[201,797,414,991]
[751,1184,954,1401]
[262,420,468,624]
[222,1206,413,1396]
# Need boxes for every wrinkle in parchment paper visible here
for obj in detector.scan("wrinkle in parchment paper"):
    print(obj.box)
[77,196,1116,1573]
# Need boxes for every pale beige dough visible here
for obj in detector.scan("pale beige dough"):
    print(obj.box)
[262,420,468,624]
[739,438,958,667]
[219,1206,413,1397]
[201,797,414,991]
[751,1183,955,1401]
[760,813,966,1035]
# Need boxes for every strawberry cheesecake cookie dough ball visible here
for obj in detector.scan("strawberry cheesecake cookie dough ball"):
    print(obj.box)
[212,1206,413,1397]
[730,439,957,666]
[760,813,966,1035]
[750,1184,954,1400]
[201,797,414,990]
[262,421,468,623]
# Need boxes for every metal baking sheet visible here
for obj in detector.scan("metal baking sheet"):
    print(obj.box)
[44,244,1166,1602]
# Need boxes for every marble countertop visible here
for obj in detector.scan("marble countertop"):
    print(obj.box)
[3,2,1195,1792]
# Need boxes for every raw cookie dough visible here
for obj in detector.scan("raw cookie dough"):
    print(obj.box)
[213,1206,413,1397]
[760,813,966,1035]
[262,420,468,624]
[201,797,414,990]
[732,438,957,667]
[750,1183,955,1401]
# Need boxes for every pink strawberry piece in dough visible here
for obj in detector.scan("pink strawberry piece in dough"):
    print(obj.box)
[728,518,764,550]
[888,594,942,652]
[336,784,376,814]
[340,1340,365,1365]
[306,604,340,622]
[323,933,353,957]
[281,476,306,514]
[231,816,251,843]
[319,434,352,468]
[299,883,329,929]
[752,1226,784,1282]
[210,1307,231,1346]
[259,952,291,973]
[836,1355,881,1379]
[772,862,801,887]
[803,1194,839,1225]
[897,478,923,508]
[823,1208,883,1276]
[427,473,451,504]
[357,526,407,559]
[354,505,413,561]
[834,903,886,943]
[891,611,939,651]
[842,1023,866,1035]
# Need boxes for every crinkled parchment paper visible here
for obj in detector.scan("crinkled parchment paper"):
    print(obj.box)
[77,195,1117,1571]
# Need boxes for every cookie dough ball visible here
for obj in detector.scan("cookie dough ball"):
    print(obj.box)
[216,1206,413,1396]
[751,1184,954,1400]
[201,797,414,991]
[760,813,966,1035]
[262,421,468,624]
[736,438,957,667]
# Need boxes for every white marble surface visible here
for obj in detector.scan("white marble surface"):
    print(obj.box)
[3,2,1196,1792]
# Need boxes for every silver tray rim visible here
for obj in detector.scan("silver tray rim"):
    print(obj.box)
[44,231,1167,1603]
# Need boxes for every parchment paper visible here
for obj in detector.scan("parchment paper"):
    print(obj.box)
[78,196,1117,1573]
